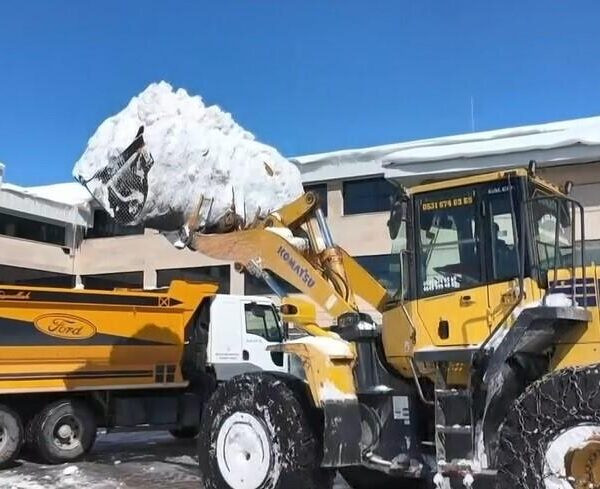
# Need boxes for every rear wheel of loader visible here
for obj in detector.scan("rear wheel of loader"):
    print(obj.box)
[0,404,23,468]
[169,426,200,439]
[341,467,426,489]
[496,365,600,489]
[27,399,97,464]
[198,373,334,489]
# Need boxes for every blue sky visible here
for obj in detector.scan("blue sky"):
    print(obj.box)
[2,1,600,186]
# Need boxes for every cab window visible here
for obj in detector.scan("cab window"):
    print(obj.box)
[244,304,283,342]
[485,184,521,281]
[529,189,573,273]
[417,189,482,296]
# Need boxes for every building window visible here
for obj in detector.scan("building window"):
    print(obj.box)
[156,266,230,294]
[86,210,144,238]
[354,254,399,295]
[244,271,299,296]
[81,271,143,290]
[0,212,66,246]
[343,178,396,215]
[0,265,75,288]
[304,183,328,216]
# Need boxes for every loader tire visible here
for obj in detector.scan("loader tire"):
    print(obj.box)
[0,404,23,468]
[341,467,426,489]
[27,399,97,464]
[169,426,199,439]
[198,373,334,489]
[496,365,600,489]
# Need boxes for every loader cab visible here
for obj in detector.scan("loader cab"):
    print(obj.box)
[387,168,582,347]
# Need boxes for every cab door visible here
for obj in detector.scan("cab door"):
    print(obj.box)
[415,186,491,346]
[242,301,288,373]
[482,180,533,327]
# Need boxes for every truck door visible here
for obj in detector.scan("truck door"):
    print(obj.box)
[415,186,491,346]
[242,301,288,373]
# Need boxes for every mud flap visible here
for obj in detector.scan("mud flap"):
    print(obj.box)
[322,400,362,467]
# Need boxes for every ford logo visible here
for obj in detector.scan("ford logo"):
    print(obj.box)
[34,314,97,340]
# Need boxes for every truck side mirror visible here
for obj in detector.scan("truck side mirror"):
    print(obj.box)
[251,305,265,318]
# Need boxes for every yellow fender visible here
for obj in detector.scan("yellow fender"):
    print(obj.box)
[268,334,357,407]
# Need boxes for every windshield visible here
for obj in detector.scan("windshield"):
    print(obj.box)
[529,187,573,273]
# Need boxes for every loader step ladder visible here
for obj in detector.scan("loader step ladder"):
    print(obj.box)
[415,346,478,472]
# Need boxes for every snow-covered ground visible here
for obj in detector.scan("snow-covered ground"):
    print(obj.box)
[0,431,349,489]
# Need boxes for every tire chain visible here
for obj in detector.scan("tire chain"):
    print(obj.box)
[497,365,600,489]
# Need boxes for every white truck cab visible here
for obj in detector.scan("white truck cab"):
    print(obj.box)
[207,295,289,380]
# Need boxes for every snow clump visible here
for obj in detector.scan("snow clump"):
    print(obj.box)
[73,81,303,229]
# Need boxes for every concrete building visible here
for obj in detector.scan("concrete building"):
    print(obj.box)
[2,115,600,321]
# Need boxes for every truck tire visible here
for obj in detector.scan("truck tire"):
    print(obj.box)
[27,399,97,464]
[169,427,200,439]
[198,373,334,489]
[341,467,426,489]
[496,365,600,488]
[0,404,23,468]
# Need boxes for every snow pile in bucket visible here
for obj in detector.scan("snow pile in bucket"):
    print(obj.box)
[72,81,303,229]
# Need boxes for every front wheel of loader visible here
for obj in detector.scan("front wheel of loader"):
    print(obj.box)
[341,467,427,489]
[496,365,600,489]
[198,373,334,489]
[0,404,23,468]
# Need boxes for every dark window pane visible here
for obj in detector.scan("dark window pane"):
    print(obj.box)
[354,254,399,294]
[0,212,66,246]
[575,239,600,266]
[81,271,143,290]
[156,266,230,294]
[86,210,144,238]
[0,265,75,288]
[244,271,298,296]
[343,178,395,215]
[303,183,328,216]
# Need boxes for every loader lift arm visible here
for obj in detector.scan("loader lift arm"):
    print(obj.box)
[187,191,391,325]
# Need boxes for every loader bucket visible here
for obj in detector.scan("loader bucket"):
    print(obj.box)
[79,126,154,225]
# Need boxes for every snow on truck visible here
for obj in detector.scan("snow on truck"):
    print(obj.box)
[0,281,288,467]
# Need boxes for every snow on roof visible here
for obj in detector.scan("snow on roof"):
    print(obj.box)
[292,115,600,183]
[22,182,92,206]
[0,181,93,226]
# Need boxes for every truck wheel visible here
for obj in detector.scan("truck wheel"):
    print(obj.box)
[27,399,97,464]
[496,365,600,488]
[341,467,426,489]
[198,373,334,489]
[169,427,200,439]
[0,404,23,468]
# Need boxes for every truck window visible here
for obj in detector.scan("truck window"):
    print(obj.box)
[244,304,283,342]
[417,188,482,296]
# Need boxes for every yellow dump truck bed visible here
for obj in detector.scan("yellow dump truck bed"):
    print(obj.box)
[0,280,217,394]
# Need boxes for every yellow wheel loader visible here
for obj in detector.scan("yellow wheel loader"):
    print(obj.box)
[93,132,600,489]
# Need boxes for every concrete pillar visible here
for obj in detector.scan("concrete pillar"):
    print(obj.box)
[230,266,245,295]
[328,180,343,218]
[144,268,157,289]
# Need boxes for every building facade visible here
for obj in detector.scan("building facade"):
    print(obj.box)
[2,116,600,322]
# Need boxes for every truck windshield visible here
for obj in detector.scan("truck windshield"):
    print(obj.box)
[244,304,283,342]
[529,187,573,273]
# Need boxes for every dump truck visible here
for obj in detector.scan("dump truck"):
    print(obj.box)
[0,281,288,467]
[88,130,600,489]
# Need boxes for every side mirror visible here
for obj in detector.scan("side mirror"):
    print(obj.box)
[387,198,405,239]
[251,304,266,318]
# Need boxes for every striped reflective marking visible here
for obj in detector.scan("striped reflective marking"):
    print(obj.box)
[550,279,597,307]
